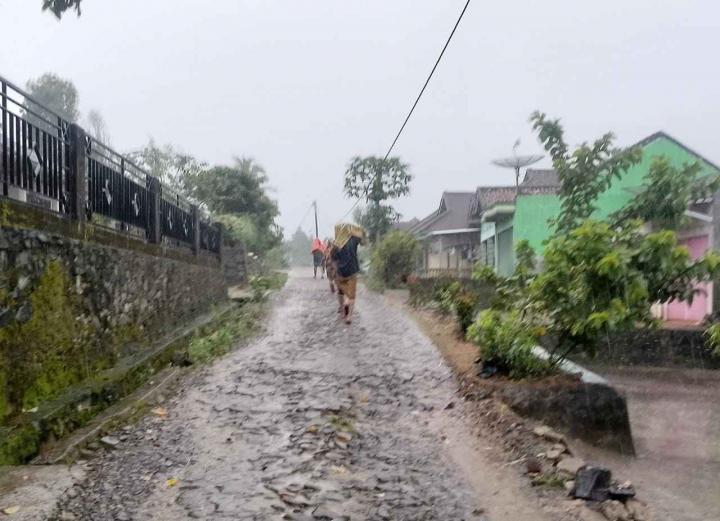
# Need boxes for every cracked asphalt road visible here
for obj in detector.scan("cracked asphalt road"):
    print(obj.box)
[51,270,550,521]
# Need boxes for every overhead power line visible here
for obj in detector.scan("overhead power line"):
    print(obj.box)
[337,0,472,223]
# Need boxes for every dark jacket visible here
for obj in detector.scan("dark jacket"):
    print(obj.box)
[332,236,361,278]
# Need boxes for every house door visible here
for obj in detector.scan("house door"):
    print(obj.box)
[666,235,711,322]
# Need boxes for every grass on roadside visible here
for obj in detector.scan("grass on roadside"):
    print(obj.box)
[187,271,287,364]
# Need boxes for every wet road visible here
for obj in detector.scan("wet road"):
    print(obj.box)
[581,366,720,521]
[51,270,550,521]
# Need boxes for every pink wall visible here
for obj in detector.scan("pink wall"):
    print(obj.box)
[665,235,711,322]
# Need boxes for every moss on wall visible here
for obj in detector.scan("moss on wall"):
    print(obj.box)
[0,365,8,420]
[0,261,91,414]
[0,424,41,465]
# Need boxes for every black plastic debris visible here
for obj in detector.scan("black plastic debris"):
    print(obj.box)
[478,361,499,378]
[572,465,612,501]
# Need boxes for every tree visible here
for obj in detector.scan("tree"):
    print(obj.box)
[530,112,642,235]
[611,157,719,229]
[24,73,80,130]
[184,157,282,253]
[353,205,399,243]
[126,140,206,196]
[469,113,720,377]
[42,0,82,18]
[285,228,314,267]
[344,156,411,243]
[370,230,419,288]
[85,109,111,147]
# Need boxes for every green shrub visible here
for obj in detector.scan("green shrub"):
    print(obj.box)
[369,231,419,289]
[454,292,478,334]
[249,272,287,301]
[466,309,552,379]
[438,281,461,313]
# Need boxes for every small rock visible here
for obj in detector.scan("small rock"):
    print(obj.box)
[625,499,650,521]
[525,456,543,474]
[312,504,348,520]
[59,512,77,521]
[608,482,636,501]
[79,448,95,459]
[445,401,455,410]
[564,480,575,494]
[100,436,121,449]
[533,425,565,443]
[16,276,30,291]
[0,308,12,328]
[600,499,630,521]
[557,456,585,476]
[15,302,32,323]
[545,448,563,461]
[578,506,607,521]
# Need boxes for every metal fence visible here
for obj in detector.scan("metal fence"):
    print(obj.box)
[415,267,474,279]
[0,76,71,214]
[0,74,221,258]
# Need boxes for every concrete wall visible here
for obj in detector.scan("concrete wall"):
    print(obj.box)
[0,210,225,428]
[496,227,514,276]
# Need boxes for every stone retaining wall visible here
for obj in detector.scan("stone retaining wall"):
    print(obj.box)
[223,244,248,286]
[0,215,225,442]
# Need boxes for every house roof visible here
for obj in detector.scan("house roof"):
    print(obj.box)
[393,218,419,232]
[469,186,517,217]
[632,131,720,172]
[410,191,477,236]
[522,168,559,187]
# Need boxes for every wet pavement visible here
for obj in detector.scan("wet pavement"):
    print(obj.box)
[581,366,720,521]
[49,270,551,521]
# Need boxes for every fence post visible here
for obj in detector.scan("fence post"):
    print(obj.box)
[147,175,162,244]
[68,124,87,228]
[192,205,200,255]
[1,80,8,197]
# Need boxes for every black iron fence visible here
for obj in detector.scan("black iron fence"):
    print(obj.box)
[0,76,70,214]
[0,74,221,258]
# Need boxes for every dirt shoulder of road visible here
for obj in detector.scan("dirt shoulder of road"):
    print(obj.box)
[384,290,654,521]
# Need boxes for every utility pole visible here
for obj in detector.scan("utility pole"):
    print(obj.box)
[313,200,319,239]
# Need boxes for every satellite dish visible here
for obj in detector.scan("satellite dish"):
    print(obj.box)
[491,139,544,188]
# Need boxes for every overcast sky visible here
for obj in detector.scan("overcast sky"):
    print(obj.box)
[1,0,718,238]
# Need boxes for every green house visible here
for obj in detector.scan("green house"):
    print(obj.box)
[470,132,720,278]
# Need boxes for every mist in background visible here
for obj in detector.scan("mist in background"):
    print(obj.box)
[1,0,718,237]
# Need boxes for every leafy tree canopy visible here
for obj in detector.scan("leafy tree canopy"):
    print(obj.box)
[285,228,314,267]
[184,157,281,253]
[126,140,206,196]
[25,73,80,128]
[344,156,411,242]
[42,0,82,18]
[353,204,399,244]
[85,109,111,147]
[370,230,419,289]
[530,111,642,234]
[471,113,720,376]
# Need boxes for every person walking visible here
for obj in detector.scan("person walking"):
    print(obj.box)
[323,238,337,295]
[331,223,364,324]
[311,237,325,279]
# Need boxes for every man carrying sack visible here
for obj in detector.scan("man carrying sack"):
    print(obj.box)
[331,223,365,324]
